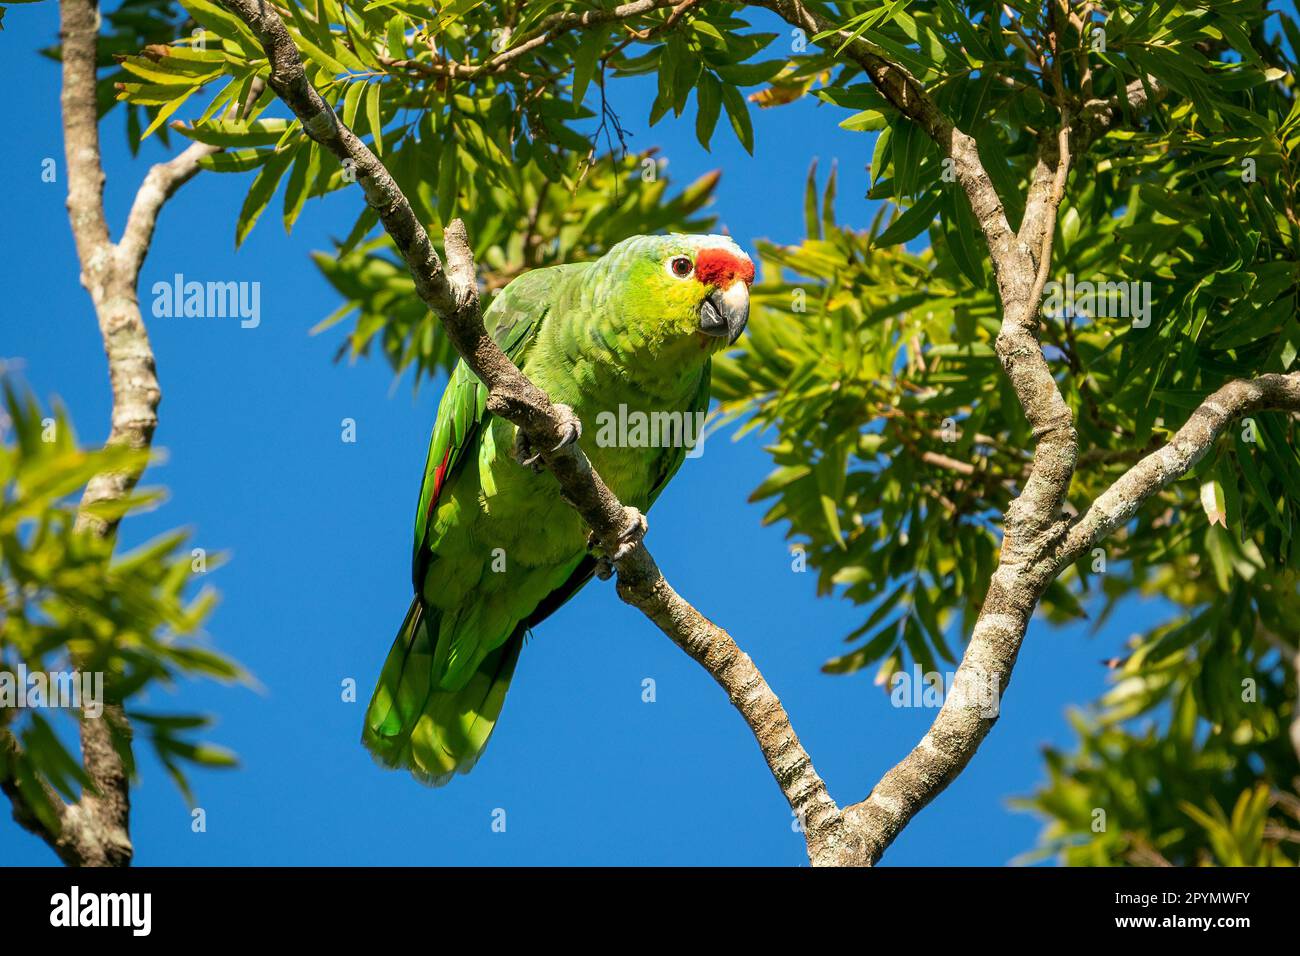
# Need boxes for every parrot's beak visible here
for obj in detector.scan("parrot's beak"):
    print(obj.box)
[698,281,750,345]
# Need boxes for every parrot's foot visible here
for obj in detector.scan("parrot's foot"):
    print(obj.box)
[589,507,647,580]
[611,507,648,561]
[511,429,544,472]
[550,404,582,452]
[511,404,582,472]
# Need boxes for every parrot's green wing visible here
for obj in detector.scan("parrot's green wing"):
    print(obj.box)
[410,265,582,592]
[368,264,593,784]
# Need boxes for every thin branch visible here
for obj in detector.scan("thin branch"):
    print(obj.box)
[382,0,677,79]
[460,0,677,78]
[217,0,847,861]
[53,0,140,869]
[118,79,265,279]
[602,0,701,62]
[1078,74,1168,149]
[115,140,217,280]
[1058,374,1300,561]
[920,450,977,477]
[59,0,110,278]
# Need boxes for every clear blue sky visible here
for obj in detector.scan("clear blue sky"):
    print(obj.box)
[1,2,1153,866]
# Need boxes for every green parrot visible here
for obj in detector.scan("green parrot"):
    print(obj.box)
[363,233,754,784]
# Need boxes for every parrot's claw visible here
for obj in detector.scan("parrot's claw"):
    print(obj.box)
[586,507,648,577]
[609,507,648,562]
[550,404,582,452]
[511,405,581,471]
[511,431,544,472]
[586,528,611,578]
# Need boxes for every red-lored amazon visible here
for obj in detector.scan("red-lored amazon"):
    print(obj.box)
[363,234,754,783]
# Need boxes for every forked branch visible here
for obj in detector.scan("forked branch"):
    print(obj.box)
[216,0,1300,868]
[217,0,846,858]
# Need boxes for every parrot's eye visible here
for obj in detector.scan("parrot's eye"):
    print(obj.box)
[668,256,694,279]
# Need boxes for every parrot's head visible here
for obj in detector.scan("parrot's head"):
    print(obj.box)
[604,233,754,352]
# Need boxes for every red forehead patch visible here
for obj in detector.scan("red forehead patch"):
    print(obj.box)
[695,247,755,287]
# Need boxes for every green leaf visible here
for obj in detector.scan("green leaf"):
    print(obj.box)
[283,141,323,233]
[695,72,722,150]
[198,148,273,173]
[943,188,985,286]
[179,0,261,49]
[572,27,604,114]
[803,161,821,241]
[840,109,888,132]
[720,82,754,154]
[874,191,940,246]
[140,87,197,141]
[365,81,384,154]
[342,78,365,129]
[177,118,296,148]
[235,146,295,247]
[436,133,460,226]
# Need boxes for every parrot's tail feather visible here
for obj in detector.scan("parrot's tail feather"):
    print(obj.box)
[362,597,523,786]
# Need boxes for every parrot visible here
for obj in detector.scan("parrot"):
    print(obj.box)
[362,233,754,784]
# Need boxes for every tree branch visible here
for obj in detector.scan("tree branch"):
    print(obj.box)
[1078,74,1168,148]
[382,0,679,79]
[752,0,1085,864]
[1058,374,1300,561]
[115,141,216,287]
[117,78,264,279]
[217,0,848,862]
[217,0,1297,868]
[59,0,110,279]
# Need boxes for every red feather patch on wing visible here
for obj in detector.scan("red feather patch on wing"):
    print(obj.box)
[426,447,452,523]
[695,247,755,287]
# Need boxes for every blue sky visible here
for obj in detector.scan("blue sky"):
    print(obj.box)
[1,2,1150,866]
